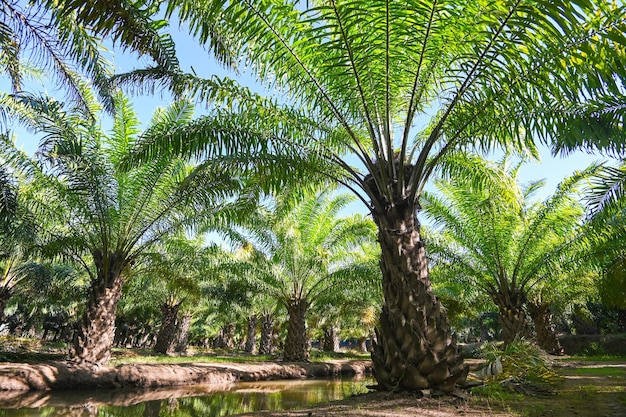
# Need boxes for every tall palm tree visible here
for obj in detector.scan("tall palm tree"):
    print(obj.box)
[127,0,626,391]
[2,93,251,366]
[423,157,593,347]
[226,189,377,361]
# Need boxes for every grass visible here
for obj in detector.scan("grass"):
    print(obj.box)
[109,347,370,366]
[0,336,370,366]
[556,354,626,362]
[565,366,626,377]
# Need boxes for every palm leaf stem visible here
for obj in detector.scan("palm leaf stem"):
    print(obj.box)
[384,0,392,182]
[400,0,438,192]
[328,0,380,157]
[410,0,522,193]
[240,0,383,197]
[3,1,92,119]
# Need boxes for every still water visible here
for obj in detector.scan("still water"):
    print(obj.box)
[0,376,373,417]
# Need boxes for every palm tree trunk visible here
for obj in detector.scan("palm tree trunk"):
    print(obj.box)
[0,288,11,325]
[70,254,126,366]
[322,325,340,352]
[527,301,562,355]
[175,314,192,353]
[359,337,368,353]
[245,314,257,354]
[259,313,274,355]
[284,297,309,362]
[215,324,236,349]
[494,290,529,345]
[154,302,181,354]
[371,203,467,392]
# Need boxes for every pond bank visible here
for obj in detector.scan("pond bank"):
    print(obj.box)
[0,359,372,392]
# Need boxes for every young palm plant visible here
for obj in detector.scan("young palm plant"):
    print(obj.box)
[4,93,251,366]
[122,0,626,392]
[423,157,594,347]
[224,188,377,361]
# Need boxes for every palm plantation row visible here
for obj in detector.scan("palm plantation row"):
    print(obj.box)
[1,0,625,394]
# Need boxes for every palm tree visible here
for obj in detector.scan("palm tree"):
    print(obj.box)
[1,0,196,120]
[311,239,382,353]
[584,162,626,310]
[423,157,593,348]
[144,235,219,354]
[225,188,377,361]
[0,146,40,324]
[2,93,251,366]
[126,0,626,391]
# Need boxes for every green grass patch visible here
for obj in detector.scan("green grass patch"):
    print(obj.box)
[110,349,274,366]
[471,383,525,401]
[109,348,369,366]
[556,355,626,362]
[564,366,626,377]
[309,349,370,361]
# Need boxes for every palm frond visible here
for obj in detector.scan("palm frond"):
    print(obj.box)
[585,163,626,218]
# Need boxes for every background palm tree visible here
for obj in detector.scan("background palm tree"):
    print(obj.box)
[224,188,377,361]
[423,156,594,349]
[584,162,626,311]
[1,93,252,366]
[121,0,626,391]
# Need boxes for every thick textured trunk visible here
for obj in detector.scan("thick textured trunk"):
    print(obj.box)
[283,298,309,362]
[259,313,274,355]
[175,314,192,353]
[70,252,126,366]
[215,324,236,349]
[494,290,529,345]
[154,302,182,354]
[358,337,368,353]
[528,301,562,355]
[371,202,467,392]
[0,289,10,325]
[322,325,340,352]
[245,314,258,354]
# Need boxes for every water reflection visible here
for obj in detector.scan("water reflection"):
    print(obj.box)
[0,376,373,417]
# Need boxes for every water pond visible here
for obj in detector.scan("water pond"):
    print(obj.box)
[0,376,374,417]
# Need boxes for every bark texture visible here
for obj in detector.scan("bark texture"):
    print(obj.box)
[322,325,340,352]
[0,288,10,325]
[528,301,563,355]
[284,298,309,362]
[494,290,529,345]
[371,202,467,392]
[70,251,127,366]
[259,313,274,355]
[245,315,258,354]
[154,302,182,354]
[175,314,192,353]
[215,324,235,349]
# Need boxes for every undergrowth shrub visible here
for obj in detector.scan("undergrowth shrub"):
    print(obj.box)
[474,340,561,396]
